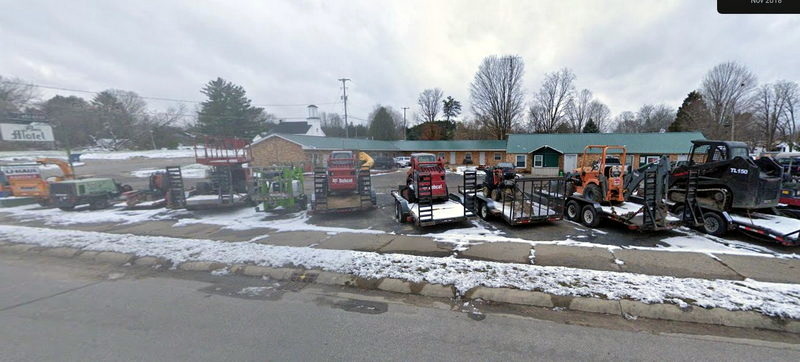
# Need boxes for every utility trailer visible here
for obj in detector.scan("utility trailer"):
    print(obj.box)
[460,176,566,225]
[392,170,476,227]
[566,156,680,231]
[690,209,800,246]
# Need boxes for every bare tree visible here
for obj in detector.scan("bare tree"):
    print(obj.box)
[587,100,611,132]
[783,82,800,151]
[0,76,38,113]
[566,89,592,132]
[529,68,576,133]
[469,55,526,140]
[754,82,792,149]
[613,111,638,133]
[700,62,757,138]
[417,88,443,123]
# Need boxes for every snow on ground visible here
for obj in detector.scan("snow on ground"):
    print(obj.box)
[174,208,385,234]
[4,204,180,226]
[448,166,477,175]
[0,149,194,162]
[2,224,799,319]
[131,164,209,179]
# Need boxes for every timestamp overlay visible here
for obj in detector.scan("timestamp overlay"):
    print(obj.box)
[718,0,800,14]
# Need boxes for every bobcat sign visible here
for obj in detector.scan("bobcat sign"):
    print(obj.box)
[0,123,54,142]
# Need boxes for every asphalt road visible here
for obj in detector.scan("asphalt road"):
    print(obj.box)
[1,253,798,361]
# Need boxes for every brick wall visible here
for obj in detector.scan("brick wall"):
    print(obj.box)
[250,137,307,169]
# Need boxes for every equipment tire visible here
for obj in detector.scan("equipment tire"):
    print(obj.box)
[90,197,110,210]
[566,200,581,221]
[584,183,603,203]
[702,212,728,236]
[581,204,601,227]
[59,205,75,211]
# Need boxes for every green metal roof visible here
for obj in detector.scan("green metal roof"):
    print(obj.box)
[505,132,706,154]
[256,134,506,151]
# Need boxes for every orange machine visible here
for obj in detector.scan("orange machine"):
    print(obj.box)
[570,145,627,203]
[0,158,75,204]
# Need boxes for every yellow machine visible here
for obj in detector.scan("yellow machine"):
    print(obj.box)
[0,158,76,204]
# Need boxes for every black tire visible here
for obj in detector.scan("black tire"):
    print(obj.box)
[89,197,110,210]
[702,212,728,236]
[581,204,601,227]
[478,201,491,220]
[583,183,603,203]
[491,188,502,202]
[37,199,50,207]
[566,200,581,221]
[59,205,75,211]
[298,195,308,211]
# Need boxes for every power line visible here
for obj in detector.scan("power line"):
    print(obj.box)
[1,80,342,108]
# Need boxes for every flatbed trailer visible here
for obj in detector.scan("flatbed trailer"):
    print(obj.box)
[686,206,800,246]
[460,176,566,225]
[392,170,476,227]
[566,194,681,230]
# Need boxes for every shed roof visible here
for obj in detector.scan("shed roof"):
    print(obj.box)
[505,132,705,154]
[253,134,506,151]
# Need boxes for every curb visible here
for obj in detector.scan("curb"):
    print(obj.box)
[2,243,799,333]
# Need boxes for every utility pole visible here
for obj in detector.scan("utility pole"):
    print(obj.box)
[402,107,409,140]
[338,78,350,138]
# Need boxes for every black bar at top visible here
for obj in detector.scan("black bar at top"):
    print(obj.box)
[718,0,800,14]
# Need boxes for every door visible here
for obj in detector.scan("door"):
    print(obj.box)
[479,152,486,165]
[564,154,577,172]
[450,152,456,164]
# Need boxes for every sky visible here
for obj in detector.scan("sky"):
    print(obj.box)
[1,0,799,126]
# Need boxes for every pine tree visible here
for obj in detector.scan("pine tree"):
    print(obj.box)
[368,107,398,140]
[442,96,462,121]
[669,91,707,132]
[196,78,265,139]
[582,118,600,133]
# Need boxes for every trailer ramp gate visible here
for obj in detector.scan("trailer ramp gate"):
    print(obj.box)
[474,176,566,225]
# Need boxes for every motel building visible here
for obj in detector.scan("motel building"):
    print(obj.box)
[250,131,704,175]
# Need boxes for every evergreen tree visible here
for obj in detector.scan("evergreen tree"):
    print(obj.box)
[196,78,265,138]
[368,107,399,140]
[582,118,600,133]
[669,91,708,132]
[442,96,462,121]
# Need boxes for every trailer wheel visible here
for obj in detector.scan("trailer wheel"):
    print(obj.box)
[478,201,491,220]
[59,205,75,211]
[581,205,601,227]
[566,200,581,221]
[702,212,727,236]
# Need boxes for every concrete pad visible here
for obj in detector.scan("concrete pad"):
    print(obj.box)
[316,233,395,251]
[207,228,274,242]
[40,247,80,258]
[252,231,330,247]
[468,287,554,308]
[378,235,453,257]
[715,254,800,284]
[94,251,134,265]
[534,245,621,271]
[460,242,532,264]
[614,249,741,280]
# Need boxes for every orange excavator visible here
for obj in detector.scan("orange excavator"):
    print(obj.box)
[0,158,76,205]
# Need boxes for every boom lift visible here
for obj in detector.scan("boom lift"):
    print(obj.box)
[250,165,307,212]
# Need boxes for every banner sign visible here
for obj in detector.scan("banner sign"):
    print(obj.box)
[0,165,42,180]
[0,123,55,142]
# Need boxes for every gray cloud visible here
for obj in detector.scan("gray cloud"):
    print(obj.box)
[1,0,798,126]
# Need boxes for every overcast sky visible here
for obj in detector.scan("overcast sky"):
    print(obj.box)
[1,0,798,126]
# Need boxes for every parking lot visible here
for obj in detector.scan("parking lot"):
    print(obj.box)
[28,157,800,257]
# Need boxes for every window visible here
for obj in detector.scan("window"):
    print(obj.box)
[515,155,526,168]
[494,152,502,161]
[464,152,472,161]
[533,154,543,168]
